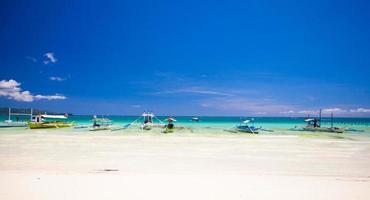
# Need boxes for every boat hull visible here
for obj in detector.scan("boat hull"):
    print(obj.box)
[163,128,174,133]
[142,124,152,130]
[236,129,259,134]
[302,127,344,133]
[89,126,110,131]
[28,122,74,129]
[235,126,259,134]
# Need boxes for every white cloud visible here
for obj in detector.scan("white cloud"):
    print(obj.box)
[350,108,370,113]
[34,94,66,100]
[0,79,66,102]
[49,76,66,81]
[0,79,20,88]
[43,52,57,64]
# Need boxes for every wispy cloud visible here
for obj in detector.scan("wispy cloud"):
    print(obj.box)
[200,97,295,115]
[279,107,370,116]
[49,76,66,81]
[285,108,347,115]
[322,108,347,113]
[288,108,347,115]
[43,52,57,64]
[34,94,66,100]
[131,104,142,108]
[0,79,66,102]
[25,56,37,62]
[200,96,370,116]
[350,108,370,113]
[297,110,319,114]
[152,87,234,97]
[280,110,296,114]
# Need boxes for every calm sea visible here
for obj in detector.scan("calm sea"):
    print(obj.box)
[1,115,369,130]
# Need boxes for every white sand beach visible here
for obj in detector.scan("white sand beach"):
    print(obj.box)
[0,130,370,200]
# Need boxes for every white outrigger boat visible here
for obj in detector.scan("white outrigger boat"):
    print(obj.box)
[235,119,260,134]
[224,118,273,134]
[140,112,164,130]
[114,112,165,131]
[90,115,113,131]
[138,112,165,130]
[111,112,190,133]
[0,108,32,128]
[191,117,200,122]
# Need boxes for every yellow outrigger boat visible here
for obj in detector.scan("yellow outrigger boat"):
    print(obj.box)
[28,121,75,129]
[28,114,75,129]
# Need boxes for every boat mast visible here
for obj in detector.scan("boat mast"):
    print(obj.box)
[319,109,322,127]
[331,112,333,128]
[8,107,11,121]
[30,108,33,121]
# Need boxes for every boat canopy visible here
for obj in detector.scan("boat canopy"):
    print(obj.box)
[242,120,251,124]
[142,112,154,117]
[41,114,67,119]
[165,117,177,122]
[304,118,315,122]
[92,118,111,122]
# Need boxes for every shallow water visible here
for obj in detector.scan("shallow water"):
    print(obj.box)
[1,115,370,139]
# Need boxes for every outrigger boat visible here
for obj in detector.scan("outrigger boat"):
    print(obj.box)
[299,110,345,133]
[163,117,176,133]
[111,112,191,133]
[90,116,112,131]
[191,117,200,122]
[0,108,32,128]
[28,114,75,129]
[142,112,155,130]
[235,119,260,134]
[119,112,165,131]
[224,118,273,134]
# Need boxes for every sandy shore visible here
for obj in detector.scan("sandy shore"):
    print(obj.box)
[0,130,370,199]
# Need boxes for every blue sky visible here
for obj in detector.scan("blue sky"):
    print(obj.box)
[0,0,369,116]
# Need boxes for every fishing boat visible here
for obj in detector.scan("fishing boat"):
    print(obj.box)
[0,108,32,128]
[142,112,154,130]
[191,117,200,122]
[113,112,191,133]
[28,114,75,129]
[116,112,165,131]
[299,110,345,133]
[89,116,112,131]
[140,112,167,130]
[127,112,164,130]
[163,117,176,133]
[235,119,260,134]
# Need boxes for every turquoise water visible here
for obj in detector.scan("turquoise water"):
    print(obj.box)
[1,115,369,134]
